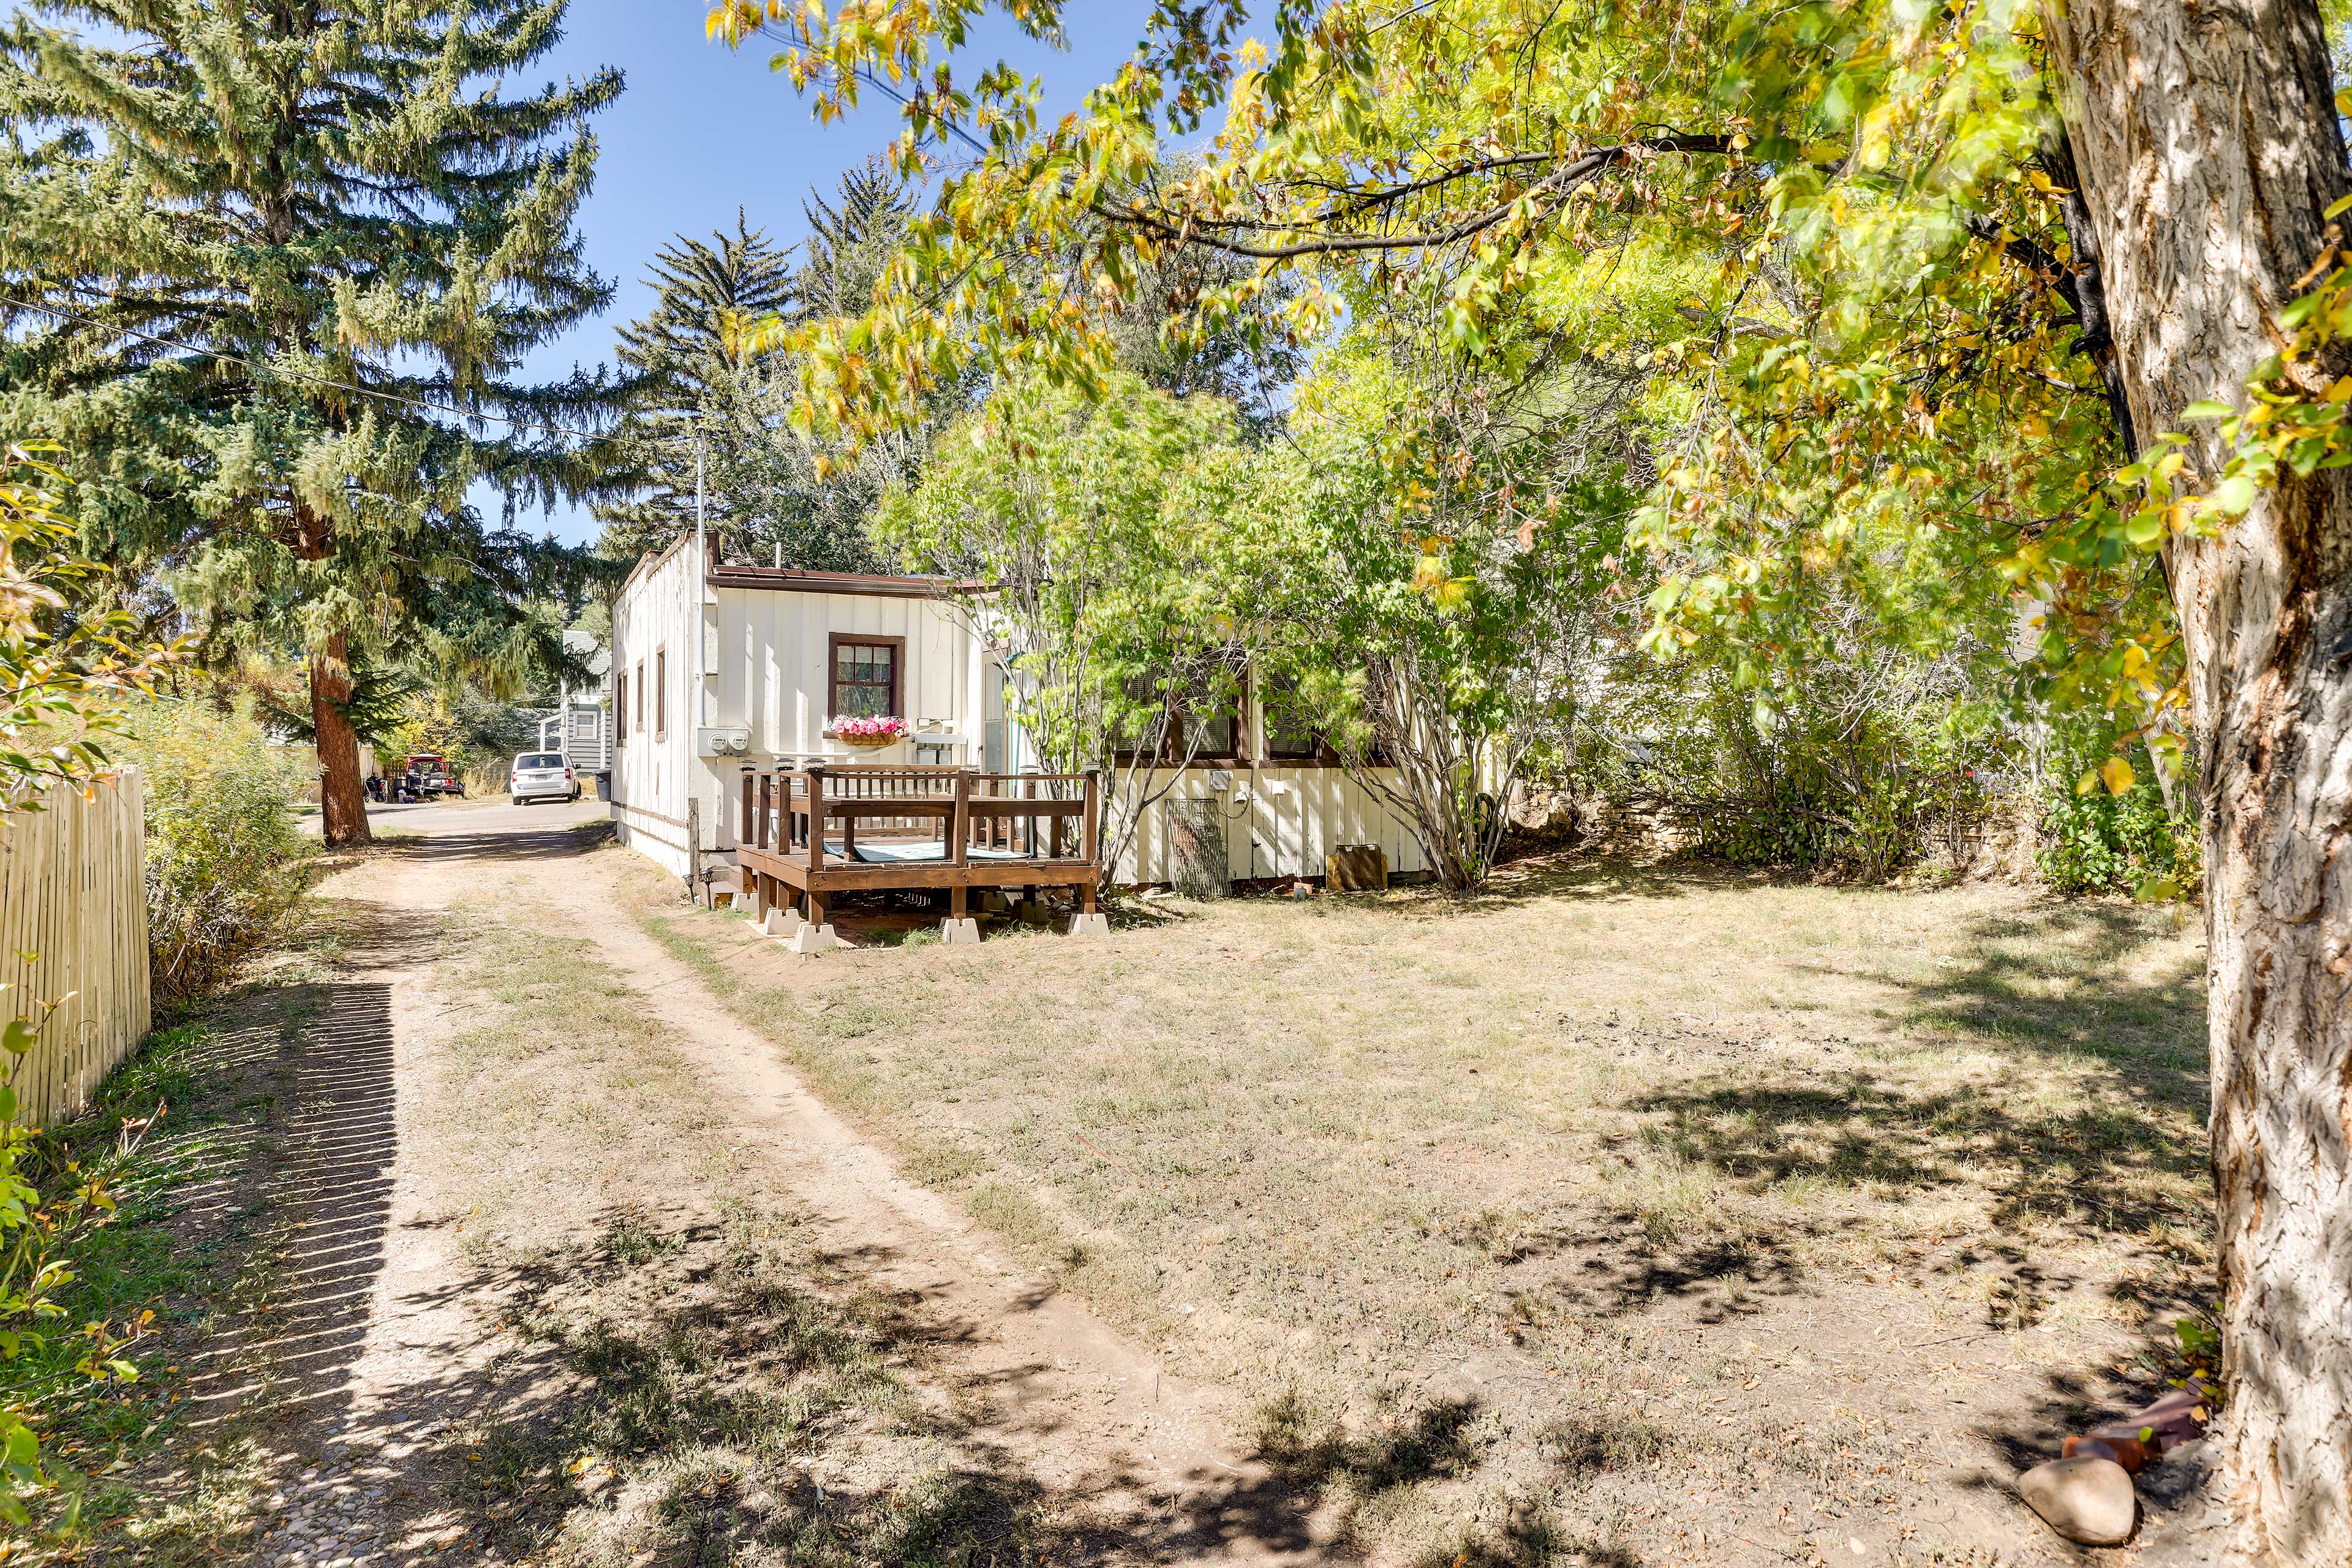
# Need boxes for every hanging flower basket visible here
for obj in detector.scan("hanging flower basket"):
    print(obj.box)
[833,715,907,749]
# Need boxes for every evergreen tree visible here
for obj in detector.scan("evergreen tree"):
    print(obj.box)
[796,161,919,323]
[597,213,796,551]
[0,0,622,845]
[596,162,922,571]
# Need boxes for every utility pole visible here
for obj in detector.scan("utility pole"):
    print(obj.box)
[693,420,709,900]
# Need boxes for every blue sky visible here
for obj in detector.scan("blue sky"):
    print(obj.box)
[506,2,1160,545]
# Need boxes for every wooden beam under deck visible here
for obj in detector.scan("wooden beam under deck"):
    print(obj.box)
[736,764,1104,921]
[735,843,1097,895]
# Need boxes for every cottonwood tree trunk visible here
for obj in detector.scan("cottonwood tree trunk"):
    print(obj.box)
[2046,0,2352,1559]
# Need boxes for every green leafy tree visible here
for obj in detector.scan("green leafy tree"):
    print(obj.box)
[0,450,178,806]
[878,373,1250,881]
[1229,301,1634,891]
[724,1,2352,1551]
[0,0,624,847]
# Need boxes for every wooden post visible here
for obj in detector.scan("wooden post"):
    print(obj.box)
[806,766,825,873]
[687,797,703,907]
[758,771,772,850]
[740,765,754,847]
[1082,768,1100,867]
[953,769,971,868]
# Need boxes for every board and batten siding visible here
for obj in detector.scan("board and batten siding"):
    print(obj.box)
[714,587,978,764]
[1114,765,1427,886]
[0,772,151,1126]
[608,535,703,878]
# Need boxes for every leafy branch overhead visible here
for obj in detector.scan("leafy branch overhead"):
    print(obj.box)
[713,0,2182,757]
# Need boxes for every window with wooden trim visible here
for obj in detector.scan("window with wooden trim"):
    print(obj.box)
[1112,673,1242,764]
[1259,672,1322,761]
[829,634,903,720]
[655,647,667,737]
[633,661,644,734]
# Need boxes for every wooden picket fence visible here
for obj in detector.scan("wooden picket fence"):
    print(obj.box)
[0,772,151,1127]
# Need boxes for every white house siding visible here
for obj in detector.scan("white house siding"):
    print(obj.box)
[1114,766,1428,886]
[607,535,703,880]
[714,587,978,767]
[611,550,984,880]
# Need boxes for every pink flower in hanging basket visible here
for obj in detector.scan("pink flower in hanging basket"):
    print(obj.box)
[833,714,907,743]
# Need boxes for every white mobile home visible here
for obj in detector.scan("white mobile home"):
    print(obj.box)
[606,535,1425,892]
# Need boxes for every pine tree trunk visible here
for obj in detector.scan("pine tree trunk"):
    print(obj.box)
[310,631,371,849]
[292,499,371,850]
[2045,0,2352,1559]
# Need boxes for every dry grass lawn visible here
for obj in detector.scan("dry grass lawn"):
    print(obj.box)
[641,853,2212,1567]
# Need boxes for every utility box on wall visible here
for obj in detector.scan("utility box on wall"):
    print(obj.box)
[1326,843,1388,892]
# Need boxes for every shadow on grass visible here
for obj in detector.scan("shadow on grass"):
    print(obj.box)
[1404,1517,1643,1568]
[1249,1395,1661,1566]
[451,1208,1322,1567]
[1490,895,2210,1406]
[1898,897,2206,1093]
[1254,1390,1482,1493]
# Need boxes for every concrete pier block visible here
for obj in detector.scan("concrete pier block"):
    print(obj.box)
[786,922,839,955]
[940,917,982,945]
[761,907,804,938]
[1068,913,1110,938]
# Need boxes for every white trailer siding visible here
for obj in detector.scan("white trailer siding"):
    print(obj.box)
[610,548,984,881]
[714,585,978,765]
[612,540,1426,891]
[1114,766,1427,886]
[608,535,703,879]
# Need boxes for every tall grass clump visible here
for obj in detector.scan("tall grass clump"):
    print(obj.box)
[122,698,314,1000]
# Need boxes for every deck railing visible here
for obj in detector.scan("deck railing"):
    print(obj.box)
[737,763,1099,869]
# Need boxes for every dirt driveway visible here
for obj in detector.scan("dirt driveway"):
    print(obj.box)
[173,800,1326,1567]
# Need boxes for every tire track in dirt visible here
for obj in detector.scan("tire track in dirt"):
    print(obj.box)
[353,802,1329,1564]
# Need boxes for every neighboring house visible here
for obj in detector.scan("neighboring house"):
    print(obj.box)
[606,533,1423,889]
[538,628,612,781]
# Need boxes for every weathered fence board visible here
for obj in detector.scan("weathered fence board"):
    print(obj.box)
[0,772,150,1126]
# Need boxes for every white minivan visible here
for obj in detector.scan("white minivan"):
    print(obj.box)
[508,752,580,805]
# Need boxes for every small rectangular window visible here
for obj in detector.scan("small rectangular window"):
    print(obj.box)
[655,647,668,737]
[635,661,644,733]
[829,635,903,720]
[1261,673,1321,761]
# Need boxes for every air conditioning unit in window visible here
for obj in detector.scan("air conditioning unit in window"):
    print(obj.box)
[699,726,752,757]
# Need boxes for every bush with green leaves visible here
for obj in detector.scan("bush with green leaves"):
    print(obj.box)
[121,699,315,1000]
[2037,748,2200,897]
[1604,603,2010,881]
[0,995,149,1530]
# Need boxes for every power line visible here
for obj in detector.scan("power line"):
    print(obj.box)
[0,292,616,444]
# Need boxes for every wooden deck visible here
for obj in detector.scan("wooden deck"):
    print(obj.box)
[733,763,1100,924]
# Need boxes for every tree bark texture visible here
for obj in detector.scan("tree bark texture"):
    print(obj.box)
[309,631,371,850]
[2046,0,2352,1559]
[292,502,371,850]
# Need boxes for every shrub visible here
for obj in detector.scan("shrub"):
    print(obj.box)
[120,698,315,999]
[2037,752,2200,896]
